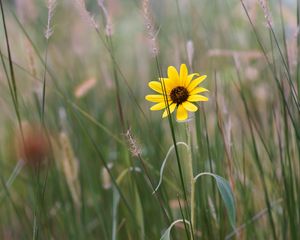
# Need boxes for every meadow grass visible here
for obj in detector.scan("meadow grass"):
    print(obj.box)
[0,0,299,239]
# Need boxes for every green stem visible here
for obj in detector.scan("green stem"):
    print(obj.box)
[186,123,195,235]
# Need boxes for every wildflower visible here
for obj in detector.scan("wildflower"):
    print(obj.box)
[145,64,208,121]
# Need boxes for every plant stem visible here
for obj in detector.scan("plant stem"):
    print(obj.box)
[186,123,195,235]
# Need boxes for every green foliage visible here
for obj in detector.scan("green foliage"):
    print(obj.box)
[0,0,299,239]
[194,173,236,229]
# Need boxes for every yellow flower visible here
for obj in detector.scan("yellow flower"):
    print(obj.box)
[145,64,208,121]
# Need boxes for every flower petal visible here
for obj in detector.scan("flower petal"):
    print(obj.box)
[162,103,176,118]
[188,95,209,102]
[180,64,188,86]
[150,102,166,111]
[189,87,209,95]
[168,66,180,85]
[148,81,163,93]
[176,104,188,121]
[187,75,207,91]
[182,102,198,112]
[159,78,175,93]
[185,73,199,87]
[145,94,166,102]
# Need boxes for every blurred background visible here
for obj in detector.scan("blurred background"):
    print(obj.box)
[0,0,299,239]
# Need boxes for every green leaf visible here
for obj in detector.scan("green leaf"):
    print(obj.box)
[112,186,120,240]
[134,185,145,240]
[194,172,236,229]
[113,167,142,240]
[153,142,189,193]
[160,219,190,240]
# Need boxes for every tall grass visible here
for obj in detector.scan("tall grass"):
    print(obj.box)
[0,0,299,239]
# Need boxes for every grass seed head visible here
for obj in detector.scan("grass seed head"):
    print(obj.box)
[60,132,81,207]
[125,129,141,157]
[16,122,50,167]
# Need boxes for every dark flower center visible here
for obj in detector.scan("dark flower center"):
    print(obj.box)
[170,86,189,105]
